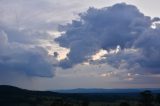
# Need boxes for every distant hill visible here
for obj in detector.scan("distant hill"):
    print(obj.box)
[0,85,63,106]
[1,85,160,94]
[0,85,58,96]
[55,88,160,93]
[0,85,160,106]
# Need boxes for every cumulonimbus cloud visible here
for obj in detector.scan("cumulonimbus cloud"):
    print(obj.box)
[56,3,160,75]
[0,29,57,78]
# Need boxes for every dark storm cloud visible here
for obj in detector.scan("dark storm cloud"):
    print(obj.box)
[57,3,151,49]
[0,29,57,77]
[55,3,150,67]
[106,27,160,74]
[0,0,65,80]
[134,28,160,74]
[56,3,160,74]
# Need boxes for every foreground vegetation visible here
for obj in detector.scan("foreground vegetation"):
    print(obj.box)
[0,85,160,106]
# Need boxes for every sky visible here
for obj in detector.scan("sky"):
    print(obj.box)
[0,0,160,90]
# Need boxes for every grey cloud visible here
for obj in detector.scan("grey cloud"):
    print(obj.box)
[0,0,85,31]
[0,30,8,47]
[0,30,57,77]
[134,28,160,74]
[56,3,160,75]
[0,0,59,31]
[56,3,152,68]
[152,17,160,22]
[0,0,61,79]
[107,27,160,74]
[59,40,100,68]
[0,0,125,32]
[0,26,52,45]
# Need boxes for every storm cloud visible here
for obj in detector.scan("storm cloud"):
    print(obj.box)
[56,3,160,75]
[0,29,57,78]
[0,0,62,79]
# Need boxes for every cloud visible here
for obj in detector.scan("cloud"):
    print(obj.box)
[0,0,62,87]
[134,28,160,74]
[0,29,57,78]
[0,0,64,79]
[106,27,160,75]
[0,0,89,31]
[56,3,160,75]
[1,1,160,89]
[0,0,58,30]
[56,3,151,49]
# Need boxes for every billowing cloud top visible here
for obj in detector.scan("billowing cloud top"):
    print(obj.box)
[56,3,160,75]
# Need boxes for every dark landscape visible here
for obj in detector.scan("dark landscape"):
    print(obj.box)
[0,85,160,106]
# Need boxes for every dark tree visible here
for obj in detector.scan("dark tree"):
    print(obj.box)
[51,98,64,106]
[156,95,160,104]
[140,90,154,106]
[82,99,89,106]
[119,102,130,106]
